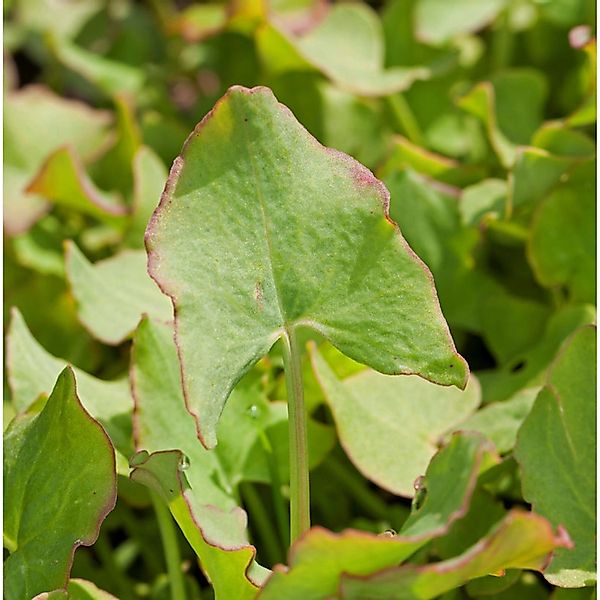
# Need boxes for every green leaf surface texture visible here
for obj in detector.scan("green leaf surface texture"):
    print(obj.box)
[515,326,597,587]
[4,367,117,600]
[146,85,468,448]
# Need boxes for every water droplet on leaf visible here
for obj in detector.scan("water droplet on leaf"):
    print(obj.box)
[247,404,261,419]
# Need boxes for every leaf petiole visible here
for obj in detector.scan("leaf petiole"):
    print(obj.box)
[282,326,311,544]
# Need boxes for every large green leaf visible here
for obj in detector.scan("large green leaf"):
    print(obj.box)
[130,450,269,600]
[146,85,468,448]
[6,308,133,465]
[258,432,498,599]
[4,367,117,600]
[515,326,596,587]
[340,511,571,599]
[65,241,172,345]
[310,345,480,496]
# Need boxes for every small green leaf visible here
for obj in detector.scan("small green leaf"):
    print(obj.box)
[50,36,145,98]
[510,148,591,210]
[415,0,505,45]
[460,178,507,226]
[6,308,133,464]
[527,163,595,304]
[399,433,499,538]
[310,345,480,496]
[340,511,571,599]
[458,387,539,454]
[258,432,499,599]
[4,367,117,600]
[515,326,596,587]
[292,4,430,96]
[65,241,172,345]
[532,122,596,157]
[379,136,485,188]
[146,85,468,449]
[130,450,269,600]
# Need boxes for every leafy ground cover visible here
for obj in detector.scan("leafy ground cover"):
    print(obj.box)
[3,0,596,598]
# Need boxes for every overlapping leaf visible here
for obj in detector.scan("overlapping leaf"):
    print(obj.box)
[130,450,268,600]
[527,162,595,304]
[310,345,480,496]
[341,511,571,599]
[6,308,133,465]
[130,316,333,596]
[258,433,499,599]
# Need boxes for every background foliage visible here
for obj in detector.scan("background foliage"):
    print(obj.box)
[3,0,596,598]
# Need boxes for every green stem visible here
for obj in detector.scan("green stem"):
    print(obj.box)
[151,492,187,600]
[259,429,290,549]
[282,326,310,543]
[387,94,424,146]
[241,482,284,566]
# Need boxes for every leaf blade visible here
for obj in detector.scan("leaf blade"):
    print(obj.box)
[146,85,468,448]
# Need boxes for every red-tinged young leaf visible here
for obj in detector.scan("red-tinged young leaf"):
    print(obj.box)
[146,85,468,449]
[3,367,117,600]
[130,450,269,600]
[340,511,572,599]
[258,432,498,599]
[515,326,596,587]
